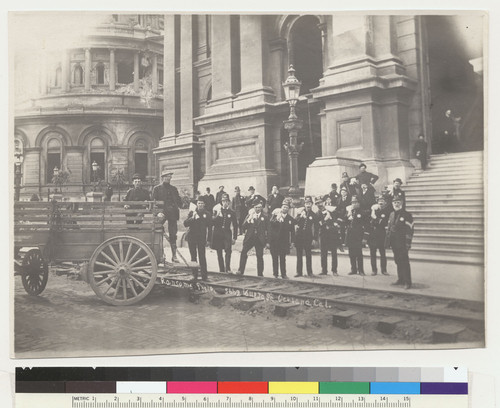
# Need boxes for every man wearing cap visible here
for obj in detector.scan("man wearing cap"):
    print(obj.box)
[124,173,151,224]
[345,195,368,276]
[237,200,268,276]
[368,195,392,275]
[337,188,351,243]
[215,185,226,205]
[267,185,285,213]
[268,198,295,279]
[387,178,406,209]
[203,187,216,245]
[246,186,267,210]
[328,183,340,205]
[184,196,212,281]
[211,193,238,273]
[294,196,318,277]
[356,163,379,192]
[340,172,357,198]
[386,196,414,289]
[231,186,247,235]
[316,197,343,276]
[153,170,183,262]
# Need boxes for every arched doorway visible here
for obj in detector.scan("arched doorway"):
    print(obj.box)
[286,16,324,182]
[289,16,323,95]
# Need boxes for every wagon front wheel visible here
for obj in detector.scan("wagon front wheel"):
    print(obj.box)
[89,236,158,306]
[21,249,49,296]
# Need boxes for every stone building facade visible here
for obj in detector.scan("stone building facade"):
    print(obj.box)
[14,14,165,200]
[156,14,483,197]
[14,14,483,200]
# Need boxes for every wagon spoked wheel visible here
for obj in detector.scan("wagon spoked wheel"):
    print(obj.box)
[88,236,158,306]
[21,249,49,296]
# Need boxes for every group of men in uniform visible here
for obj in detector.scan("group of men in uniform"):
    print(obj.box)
[124,163,415,289]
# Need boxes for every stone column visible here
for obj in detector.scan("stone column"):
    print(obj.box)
[109,48,116,91]
[61,50,70,92]
[134,52,140,93]
[152,53,158,94]
[240,15,263,92]
[180,14,194,136]
[84,48,92,91]
[162,14,176,140]
[210,15,232,101]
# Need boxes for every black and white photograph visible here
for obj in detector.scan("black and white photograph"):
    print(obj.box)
[10,11,486,358]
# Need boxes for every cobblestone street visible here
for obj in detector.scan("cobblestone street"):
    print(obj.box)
[16,269,477,358]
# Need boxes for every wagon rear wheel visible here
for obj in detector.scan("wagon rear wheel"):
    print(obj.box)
[21,249,49,296]
[88,236,158,306]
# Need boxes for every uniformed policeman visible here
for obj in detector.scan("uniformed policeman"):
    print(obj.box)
[183,197,212,281]
[124,173,151,224]
[268,198,295,279]
[237,200,268,276]
[210,193,238,273]
[316,197,343,276]
[368,195,392,275]
[294,196,318,277]
[345,195,367,276]
[385,196,414,289]
[152,170,183,263]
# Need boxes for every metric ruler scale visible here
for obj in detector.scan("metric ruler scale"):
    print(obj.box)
[15,394,468,408]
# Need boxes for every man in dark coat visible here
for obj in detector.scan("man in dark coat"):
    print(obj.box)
[237,200,268,276]
[215,185,226,205]
[387,178,406,209]
[267,185,285,213]
[203,187,216,245]
[316,197,343,276]
[231,186,247,235]
[340,172,358,198]
[152,170,183,262]
[246,186,267,210]
[337,187,351,243]
[413,134,428,170]
[356,163,379,192]
[359,183,376,214]
[183,197,212,281]
[368,195,392,275]
[124,173,151,224]
[211,194,238,273]
[294,196,318,277]
[385,196,414,289]
[328,183,340,205]
[268,198,295,279]
[345,195,367,276]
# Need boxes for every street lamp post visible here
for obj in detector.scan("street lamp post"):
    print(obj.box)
[282,65,304,199]
[14,153,23,201]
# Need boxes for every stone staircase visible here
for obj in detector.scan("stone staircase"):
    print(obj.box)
[404,151,485,265]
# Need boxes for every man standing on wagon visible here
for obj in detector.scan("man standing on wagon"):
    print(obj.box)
[153,170,183,263]
[124,173,151,224]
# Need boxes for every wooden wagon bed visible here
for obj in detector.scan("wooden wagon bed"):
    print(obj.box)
[14,201,166,305]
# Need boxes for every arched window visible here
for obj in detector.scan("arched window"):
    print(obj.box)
[96,62,105,85]
[90,137,106,182]
[289,16,323,95]
[134,138,149,179]
[55,66,62,87]
[73,63,83,85]
[47,138,61,183]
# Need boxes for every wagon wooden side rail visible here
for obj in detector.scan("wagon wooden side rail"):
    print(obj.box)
[14,200,166,305]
